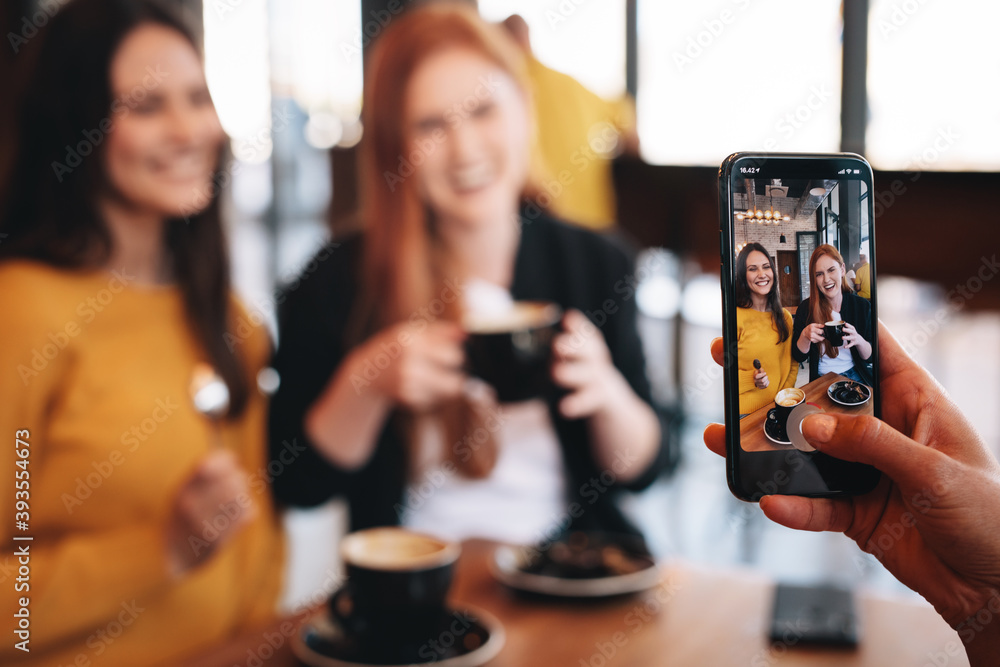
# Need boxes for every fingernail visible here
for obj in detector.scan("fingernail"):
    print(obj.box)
[803,414,837,445]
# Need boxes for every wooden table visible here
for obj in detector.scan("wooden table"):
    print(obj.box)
[741,373,875,453]
[186,540,966,667]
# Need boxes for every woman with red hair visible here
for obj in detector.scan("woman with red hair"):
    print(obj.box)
[792,244,874,384]
[268,3,668,544]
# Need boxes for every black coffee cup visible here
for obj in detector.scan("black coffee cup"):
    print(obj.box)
[773,387,805,432]
[824,320,846,347]
[464,301,562,403]
[330,528,460,658]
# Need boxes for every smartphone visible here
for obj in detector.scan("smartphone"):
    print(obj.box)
[719,152,881,501]
[769,583,859,648]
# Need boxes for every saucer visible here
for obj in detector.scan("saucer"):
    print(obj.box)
[763,409,792,445]
[827,380,871,406]
[491,534,660,598]
[292,604,504,667]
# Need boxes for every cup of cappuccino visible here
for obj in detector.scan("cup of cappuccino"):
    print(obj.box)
[330,528,460,657]
[464,301,562,402]
[824,320,846,347]
[773,387,806,432]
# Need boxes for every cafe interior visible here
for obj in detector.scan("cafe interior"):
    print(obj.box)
[2,0,999,665]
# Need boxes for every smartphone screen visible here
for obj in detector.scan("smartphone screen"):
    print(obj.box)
[720,153,881,500]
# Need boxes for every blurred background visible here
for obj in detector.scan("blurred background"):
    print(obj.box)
[3,0,998,611]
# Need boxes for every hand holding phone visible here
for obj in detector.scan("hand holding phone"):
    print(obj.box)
[703,325,1000,665]
[718,153,881,500]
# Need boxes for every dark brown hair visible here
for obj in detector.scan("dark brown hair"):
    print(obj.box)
[0,0,249,417]
[735,242,789,343]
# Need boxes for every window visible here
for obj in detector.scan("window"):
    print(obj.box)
[867,0,1000,171]
[636,1,843,166]
[478,0,626,98]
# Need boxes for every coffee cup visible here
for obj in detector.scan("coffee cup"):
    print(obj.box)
[330,528,460,657]
[773,387,805,432]
[464,301,562,403]
[824,320,846,347]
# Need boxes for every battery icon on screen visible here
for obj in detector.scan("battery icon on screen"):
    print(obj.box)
[853,169,860,174]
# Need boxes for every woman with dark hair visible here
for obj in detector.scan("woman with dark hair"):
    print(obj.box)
[734,243,798,416]
[269,3,669,544]
[0,1,283,664]
[792,244,873,383]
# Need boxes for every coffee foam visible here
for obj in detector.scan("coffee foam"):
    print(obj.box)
[341,528,460,571]
[464,302,559,334]
[776,388,805,407]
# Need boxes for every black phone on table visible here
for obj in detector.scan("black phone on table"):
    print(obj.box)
[769,583,860,648]
[718,152,881,501]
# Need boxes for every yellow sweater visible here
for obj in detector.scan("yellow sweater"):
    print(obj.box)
[736,307,799,414]
[527,56,636,229]
[855,263,871,299]
[0,261,284,666]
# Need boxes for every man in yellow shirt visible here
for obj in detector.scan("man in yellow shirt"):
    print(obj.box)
[502,15,639,230]
[854,254,871,298]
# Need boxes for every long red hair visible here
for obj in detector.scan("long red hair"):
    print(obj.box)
[355,3,542,478]
[808,244,854,358]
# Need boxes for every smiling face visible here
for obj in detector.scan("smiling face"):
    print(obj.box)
[745,250,774,298]
[103,23,224,218]
[814,253,846,300]
[404,47,530,228]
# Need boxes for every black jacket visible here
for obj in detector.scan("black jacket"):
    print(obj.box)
[791,291,873,383]
[267,213,670,537]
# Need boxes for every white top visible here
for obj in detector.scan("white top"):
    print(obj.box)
[817,310,855,376]
[401,278,566,544]
[402,398,566,544]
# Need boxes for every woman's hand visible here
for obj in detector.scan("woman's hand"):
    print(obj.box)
[360,321,467,412]
[704,323,1000,665]
[552,309,660,483]
[551,309,627,419]
[841,322,872,359]
[753,368,770,389]
[797,322,825,354]
[165,450,257,578]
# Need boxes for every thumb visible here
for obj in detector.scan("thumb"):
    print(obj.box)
[801,413,945,490]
